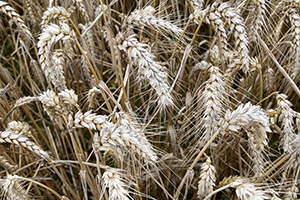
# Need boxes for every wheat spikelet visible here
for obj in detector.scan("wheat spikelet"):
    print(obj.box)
[102,168,130,200]
[41,6,70,29]
[198,63,227,144]
[37,23,74,90]
[288,8,300,79]
[189,0,205,11]
[58,89,79,115]
[125,6,183,39]
[0,1,33,40]
[0,174,31,200]
[0,156,17,171]
[283,185,298,200]
[117,33,173,106]
[74,110,108,130]
[276,93,296,153]
[197,156,216,199]
[263,67,275,93]
[0,121,49,159]
[50,51,67,91]
[218,2,249,73]
[38,89,62,120]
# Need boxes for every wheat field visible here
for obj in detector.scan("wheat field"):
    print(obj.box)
[0,0,299,199]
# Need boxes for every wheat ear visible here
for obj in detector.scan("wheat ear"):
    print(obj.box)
[41,6,70,29]
[117,33,173,106]
[102,168,130,200]
[197,156,217,199]
[125,6,183,39]
[192,4,228,62]
[276,93,296,154]
[198,62,227,144]
[37,23,74,91]
[288,8,300,79]
[0,174,31,200]
[0,155,17,171]
[218,2,249,73]
[0,121,49,159]
[0,1,33,40]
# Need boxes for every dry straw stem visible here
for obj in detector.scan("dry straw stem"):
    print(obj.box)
[117,34,173,107]
[0,1,33,40]
[37,23,75,91]
[0,121,49,159]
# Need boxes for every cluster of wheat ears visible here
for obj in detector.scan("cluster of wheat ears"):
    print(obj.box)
[0,0,299,199]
